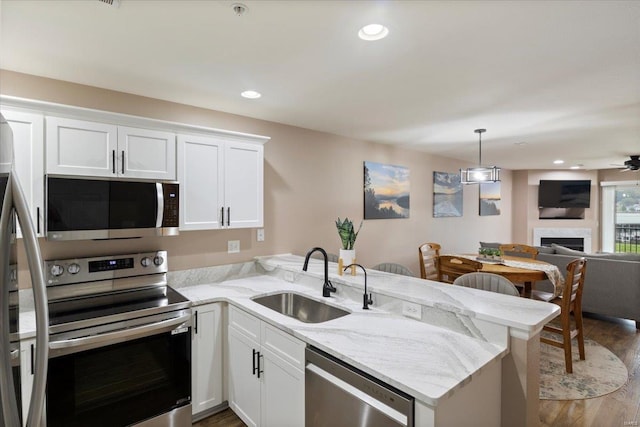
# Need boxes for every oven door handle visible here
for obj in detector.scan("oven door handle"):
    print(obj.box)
[49,313,190,355]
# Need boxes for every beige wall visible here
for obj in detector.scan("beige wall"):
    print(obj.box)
[2,70,514,285]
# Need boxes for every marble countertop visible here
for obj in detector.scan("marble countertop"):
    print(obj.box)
[179,274,507,407]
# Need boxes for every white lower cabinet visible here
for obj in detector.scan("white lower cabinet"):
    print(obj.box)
[191,303,224,417]
[228,306,305,427]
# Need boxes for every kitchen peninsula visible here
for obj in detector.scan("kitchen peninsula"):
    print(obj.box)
[173,254,559,427]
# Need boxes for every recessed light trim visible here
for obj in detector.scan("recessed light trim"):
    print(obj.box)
[358,24,389,41]
[553,159,564,165]
[570,165,581,169]
[241,90,261,99]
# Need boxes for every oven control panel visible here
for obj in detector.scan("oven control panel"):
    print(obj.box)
[45,251,168,286]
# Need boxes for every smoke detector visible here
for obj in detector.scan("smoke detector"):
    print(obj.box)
[231,3,248,16]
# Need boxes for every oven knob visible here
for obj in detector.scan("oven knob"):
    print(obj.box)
[50,264,64,277]
[141,257,152,267]
[153,255,164,266]
[68,263,81,275]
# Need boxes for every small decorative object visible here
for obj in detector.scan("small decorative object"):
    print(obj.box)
[364,161,410,219]
[433,171,463,217]
[336,217,362,275]
[477,247,503,262]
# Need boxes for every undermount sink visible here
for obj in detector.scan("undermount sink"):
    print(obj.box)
[251,292,349,323]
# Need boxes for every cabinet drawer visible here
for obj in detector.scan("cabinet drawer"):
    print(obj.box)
[261,323,305,372]
[229,305,260,342]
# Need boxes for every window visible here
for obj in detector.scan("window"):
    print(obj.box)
[601,182,640,253]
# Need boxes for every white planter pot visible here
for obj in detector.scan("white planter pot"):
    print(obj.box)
[339,249,356,266]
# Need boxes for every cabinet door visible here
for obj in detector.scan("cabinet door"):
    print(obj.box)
[228,327,260,427]
[46,116,117,177]
[261,348,305,427]
[1,110,44,236]
[177,134,224,230]
[192,304,223,416]
[117,126,176,180]
[224,141,263,228]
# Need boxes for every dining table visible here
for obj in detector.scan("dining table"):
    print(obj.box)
[463,254,564,297]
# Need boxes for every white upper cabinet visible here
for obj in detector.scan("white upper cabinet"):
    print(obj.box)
[46,117,176,180]
[178,134,265,230]
[1,109,45,236]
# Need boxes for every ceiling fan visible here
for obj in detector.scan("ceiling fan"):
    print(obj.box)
[614,155,640,171]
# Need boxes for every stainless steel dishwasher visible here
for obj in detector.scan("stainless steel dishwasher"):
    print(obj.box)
[306,346,414,427]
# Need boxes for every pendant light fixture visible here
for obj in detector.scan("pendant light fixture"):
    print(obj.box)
[460,128,501,184]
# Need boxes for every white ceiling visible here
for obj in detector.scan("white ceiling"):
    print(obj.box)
[1,0,639,171]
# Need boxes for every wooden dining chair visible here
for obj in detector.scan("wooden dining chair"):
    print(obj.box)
[498,244,539,260]
[532,257,587,373]
[372,263,415,277]
[437,256,482,284]
[453,272,521,297]
[418,242,441,280]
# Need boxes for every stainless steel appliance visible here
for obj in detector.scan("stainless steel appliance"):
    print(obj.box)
[46,176,179,241]
[1,113,49,427]
[306,346,414,427]
[45,251,192,427]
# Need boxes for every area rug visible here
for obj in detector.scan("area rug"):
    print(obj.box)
[539,337,628,400]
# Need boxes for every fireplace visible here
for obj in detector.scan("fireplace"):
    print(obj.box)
[540,237,584,251]
[533,227,592,253]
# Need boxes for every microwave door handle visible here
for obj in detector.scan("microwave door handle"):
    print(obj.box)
[10,173,49,427]
[156,183,164,227]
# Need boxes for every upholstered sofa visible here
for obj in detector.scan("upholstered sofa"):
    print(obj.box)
[480,242,640,329]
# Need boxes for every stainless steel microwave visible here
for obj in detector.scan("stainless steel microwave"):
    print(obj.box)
[46,177,179,241]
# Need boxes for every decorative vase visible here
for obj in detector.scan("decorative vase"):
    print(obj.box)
[338,249,356,276]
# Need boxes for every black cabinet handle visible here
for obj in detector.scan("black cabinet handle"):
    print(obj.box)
[221,207,225,227]
[257,352,264,378]
[112,150,116,174]
[252,349,258,375]
[30,344,35,375]
[194,311,198,334]
[36,207,40,234]
[227,207,231,227]
[121,150,125,174]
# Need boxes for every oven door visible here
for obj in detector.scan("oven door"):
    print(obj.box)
[46,312,191,427]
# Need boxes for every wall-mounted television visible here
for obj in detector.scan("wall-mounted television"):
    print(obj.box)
[538,180,591,208]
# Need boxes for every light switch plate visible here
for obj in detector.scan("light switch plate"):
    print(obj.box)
[402,301,422,320]
[227,240,240,254]
[257,229,265,242]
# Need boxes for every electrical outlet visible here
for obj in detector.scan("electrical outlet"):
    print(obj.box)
[402,301,422,320]
[227,240,240,254]
[257,229,265,242]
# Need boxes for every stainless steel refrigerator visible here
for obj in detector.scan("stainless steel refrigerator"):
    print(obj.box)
[0,113,48,426]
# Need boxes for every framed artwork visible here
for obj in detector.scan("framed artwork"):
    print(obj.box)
[479,182,501,216]
[433,171,462,217]
[364,161,410,219]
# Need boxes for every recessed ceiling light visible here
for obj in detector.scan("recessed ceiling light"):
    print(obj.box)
[570,165,581,169]
[241,90,261,99]
[553,159,564,164]
[358,24,389,41]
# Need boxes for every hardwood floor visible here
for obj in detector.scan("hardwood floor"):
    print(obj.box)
[193,314,639,427]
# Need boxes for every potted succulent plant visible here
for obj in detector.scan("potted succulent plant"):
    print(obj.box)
[336,217,362,269]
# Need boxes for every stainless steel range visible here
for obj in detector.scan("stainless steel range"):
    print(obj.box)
[44,251,192,427]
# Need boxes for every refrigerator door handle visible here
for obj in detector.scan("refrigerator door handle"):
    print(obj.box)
[0,177,21,427]
[10,172,49,427]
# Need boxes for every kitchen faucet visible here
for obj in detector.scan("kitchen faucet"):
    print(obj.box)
[344,263,372,310]
[302,247,336,297]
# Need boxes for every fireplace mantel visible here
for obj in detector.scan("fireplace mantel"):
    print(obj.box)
[533,228,592,253]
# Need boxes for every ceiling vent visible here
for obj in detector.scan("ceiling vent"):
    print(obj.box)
[98,0,120,7]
